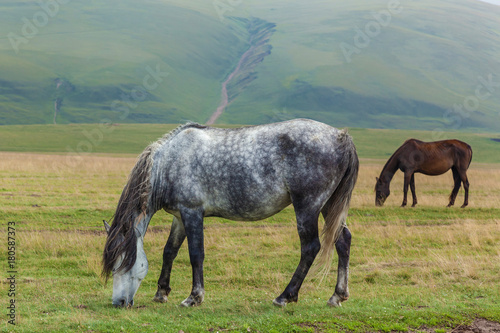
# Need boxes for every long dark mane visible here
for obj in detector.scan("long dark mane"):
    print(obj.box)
[102,123,206,281]
[101,145,154,281]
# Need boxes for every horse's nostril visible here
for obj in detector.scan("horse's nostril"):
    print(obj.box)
[113,298,126,308]
[127,299,134,308]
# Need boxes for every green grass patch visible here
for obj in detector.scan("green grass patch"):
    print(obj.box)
[1,124,499,163]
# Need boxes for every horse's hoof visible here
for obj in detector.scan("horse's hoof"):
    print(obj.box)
[461,204,467,208]
[327,294,347,307]
[153,289,169,303]
[272,298,286,307]
[153,294,168,303]
[180,299,195,307]
[180,295,203,307]
[179,300,192,307]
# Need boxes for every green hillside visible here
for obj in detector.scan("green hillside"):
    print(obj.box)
[1,123,499,163]
[1,0,500,131]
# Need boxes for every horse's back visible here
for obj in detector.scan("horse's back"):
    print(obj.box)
[400,138,472,173]
[404,139,470,154]
[152,119,354,220]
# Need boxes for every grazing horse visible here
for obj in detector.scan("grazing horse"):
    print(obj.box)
[102,119,358,308]
[375,139,472,208]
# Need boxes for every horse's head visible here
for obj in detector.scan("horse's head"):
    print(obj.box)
[374,177,390,206]
[103,220,149,308]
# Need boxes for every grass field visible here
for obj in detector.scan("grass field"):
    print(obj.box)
[0,124,499,332]
[0,123,499,162]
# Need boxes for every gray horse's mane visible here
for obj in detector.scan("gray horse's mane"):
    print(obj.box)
[149,122,206,152]
[102,122,206,280]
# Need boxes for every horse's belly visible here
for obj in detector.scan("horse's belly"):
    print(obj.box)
[204,187,292,221]
[417,163,453,175]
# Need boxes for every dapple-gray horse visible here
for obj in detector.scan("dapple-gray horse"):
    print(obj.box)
[102,119,358,308]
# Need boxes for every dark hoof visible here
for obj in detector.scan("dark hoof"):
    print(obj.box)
[272,294,297,307]
[272,298,286,307]
[153,289,169,303]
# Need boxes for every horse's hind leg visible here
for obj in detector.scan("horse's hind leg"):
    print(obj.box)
[154,216,186,303]
[460,170,469,208]
[327,226,351,307]
[273,207,320,307]
[448,167,461,207]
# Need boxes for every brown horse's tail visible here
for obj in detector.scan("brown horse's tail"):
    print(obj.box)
[467,144,473,169]
[314,130,359,276]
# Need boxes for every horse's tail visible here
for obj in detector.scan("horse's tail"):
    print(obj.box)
[102,145,155,282]
[467,144,473,169]
[315,130,359,275]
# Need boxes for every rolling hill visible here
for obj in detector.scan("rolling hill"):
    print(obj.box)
[0,0,499,131]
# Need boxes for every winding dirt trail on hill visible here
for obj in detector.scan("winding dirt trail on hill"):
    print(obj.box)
[205,44,254,125]
[205,18,275,125]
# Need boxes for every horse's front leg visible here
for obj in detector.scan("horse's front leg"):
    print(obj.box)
[410,173,418,207]
[179,208,205,307]
[401,172,411,207]
[328,226,351,307]
[154,216,186,303]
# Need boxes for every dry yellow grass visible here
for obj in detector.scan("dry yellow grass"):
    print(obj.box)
[0,152,136,214]
[0,151,135,173]
[2,152,498,211]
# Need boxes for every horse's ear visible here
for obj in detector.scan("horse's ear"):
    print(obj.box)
[103,220,111,234]
[376,177,379,182]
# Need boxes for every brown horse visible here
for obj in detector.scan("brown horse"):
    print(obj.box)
[375,139,472,208]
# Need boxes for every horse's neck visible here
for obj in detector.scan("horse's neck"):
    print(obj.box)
[380,154,399,184]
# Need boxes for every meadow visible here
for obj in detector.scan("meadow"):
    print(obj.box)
[0,125,499,332]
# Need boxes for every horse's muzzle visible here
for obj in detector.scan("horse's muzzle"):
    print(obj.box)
[112,298,134,308]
